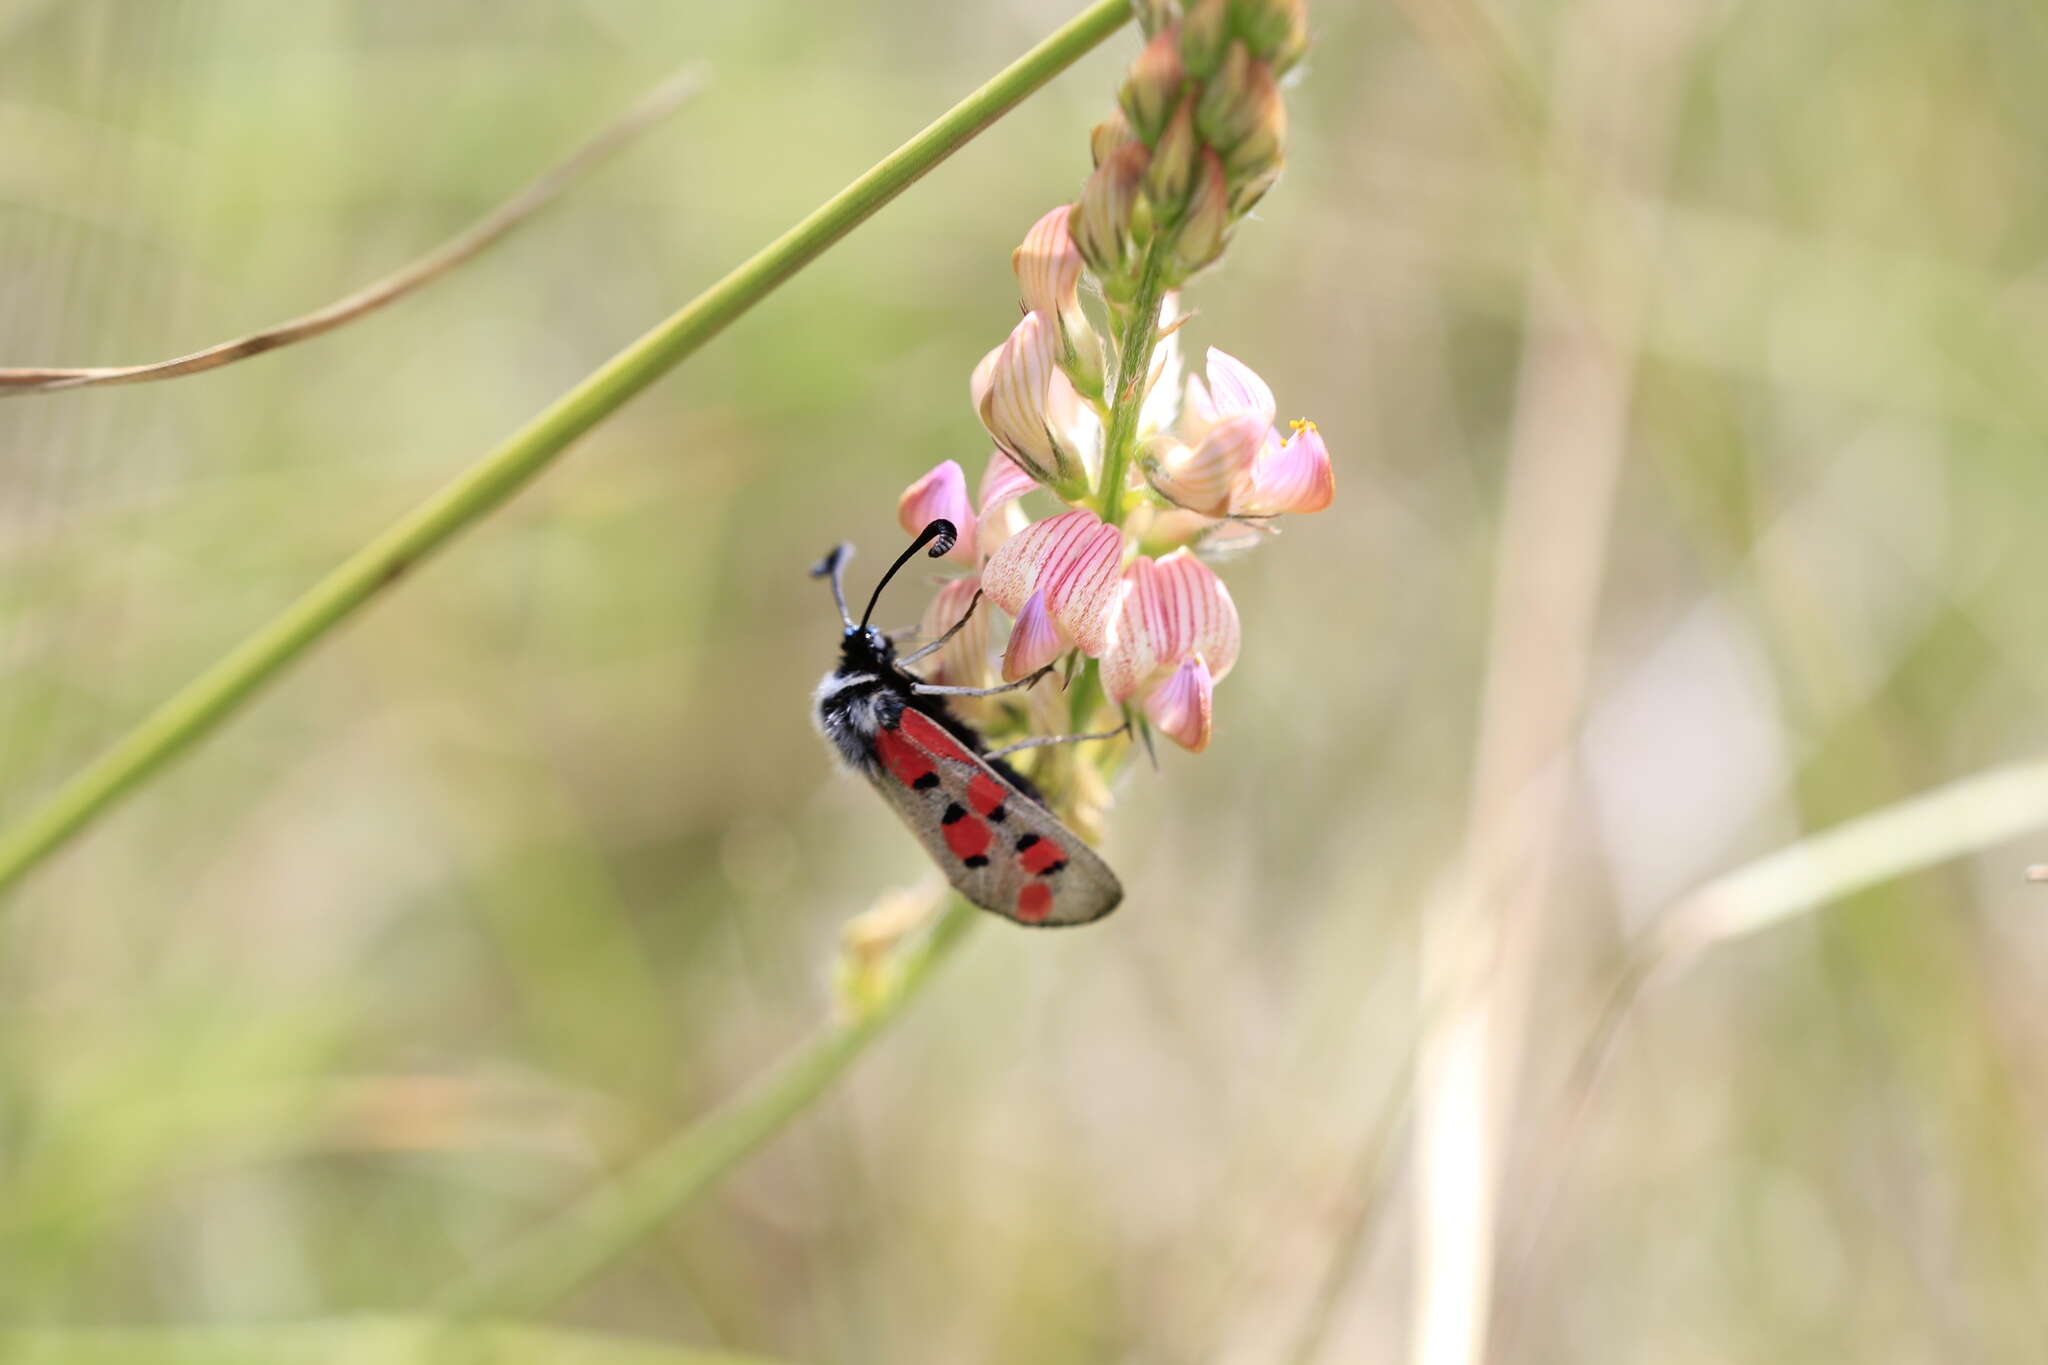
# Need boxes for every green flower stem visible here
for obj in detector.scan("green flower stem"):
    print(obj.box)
[0,0,1133,897]
[439,899,979,1315]
[1095,235,1174,525]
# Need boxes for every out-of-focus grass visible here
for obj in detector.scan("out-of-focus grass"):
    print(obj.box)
[4,2,2048,1363]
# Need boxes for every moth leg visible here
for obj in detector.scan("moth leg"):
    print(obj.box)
[898,590,983,665]
[912,661,1054,697]
[983,722,1131,762]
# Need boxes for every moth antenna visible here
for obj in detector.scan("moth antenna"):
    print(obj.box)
[859,519,957,629]
[810,542,855,628]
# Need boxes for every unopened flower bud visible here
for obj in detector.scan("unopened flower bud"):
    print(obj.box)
[1228,154,1283,216]
[1231,0,1308,68]
[1072,141,1147,277]
[1196,41,1282,159]
[1173,149,1231,275]
[1143,96,1200,222]
[1091,109,1140,168]
[1179,0,1231,79]
[1133,0,1179,36]
[1119,27,1186,145]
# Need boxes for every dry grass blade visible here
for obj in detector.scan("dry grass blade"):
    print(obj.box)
[0,63,706,397]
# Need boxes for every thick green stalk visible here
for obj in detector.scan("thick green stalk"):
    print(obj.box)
[437,899,979,1314]
[1095,236,1174,524]
[0,0,1133,896]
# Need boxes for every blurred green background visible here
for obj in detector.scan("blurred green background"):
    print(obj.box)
[5,1,2048,1362]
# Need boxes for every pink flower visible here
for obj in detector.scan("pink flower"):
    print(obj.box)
[976,450,1036,560]
[972,312,1094,491]
[915,574,992,687]
[896,460,977,564]
[1145,347,1333,520]
[1013,205,1084,319]
[1102,549,1240,751]
[981,508,1126,670]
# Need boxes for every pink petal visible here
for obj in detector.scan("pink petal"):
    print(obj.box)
[1150,548,1240,683]
[1236,420,1335,516]
[896,460,977,564]
[1145,655,1215,753]
[981,508,1125,658]
[1182,346,1276,445]
[1102,558,1165,704]
[978,450,1038,516]
[916,574,991,687]
[1148,412,1267,516]
[1001,590,1066,681]
[1013,205,1083,319]
[975,312,1073,485]
[1101,549,1239,702]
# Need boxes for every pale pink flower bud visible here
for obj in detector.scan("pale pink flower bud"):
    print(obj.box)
[1013,205,1084,319]
[1091,109,1141,168]
[1103,549,1240,703]
[917,574,992,687]
[982,508,1125,658]
[1144,96,1201,220]
[1147,412,1266,515]
[1180,0,1232,79]
[1238,418,1335,515]
[974,311,1085,489]
[1120,27,1187,145]
[1001,590,1066,681]
[897,460,977,564]
[1145,655,1215,752]
[1073,141,1147,278]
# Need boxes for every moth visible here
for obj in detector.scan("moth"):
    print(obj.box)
[811,518,1125,927]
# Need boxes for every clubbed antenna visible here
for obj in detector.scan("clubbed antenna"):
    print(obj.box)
[810,542,855,627]
[860,519,958,629]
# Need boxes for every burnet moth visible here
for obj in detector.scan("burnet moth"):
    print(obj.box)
[811,519,1125,927]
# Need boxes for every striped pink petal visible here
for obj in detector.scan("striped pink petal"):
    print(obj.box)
[1013,205,1084,318]
[1001,590,1066,681]
[1235,420,1335,516]
[897,460,977,564]
[1147,412,1267,516]
[978,450,1038,516]
[1102,549,1240,702]
[975,311,1076,486]
[981,508,1125,659]
[1145,655,1215,752]
[917,574,991,687]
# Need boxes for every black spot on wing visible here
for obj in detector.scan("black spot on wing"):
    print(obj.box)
[1015,833,1040,851]
[941,802,967,825]
[913,772,940,791]
[986,804,1007,823]
[1042,860,1068,876]
[963,854,990,868]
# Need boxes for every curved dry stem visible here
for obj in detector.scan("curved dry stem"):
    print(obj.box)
[0,64,707,395]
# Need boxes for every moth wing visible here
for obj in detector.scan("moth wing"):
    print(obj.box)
[864,708,1122,927]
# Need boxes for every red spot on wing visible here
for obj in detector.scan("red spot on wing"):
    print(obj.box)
[1020,838,1066,875]
[873,725,933,789]
[1016,883,1053,923]
[967,772,1007,817]
[898,710,980,765]
[942,815,992,862]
